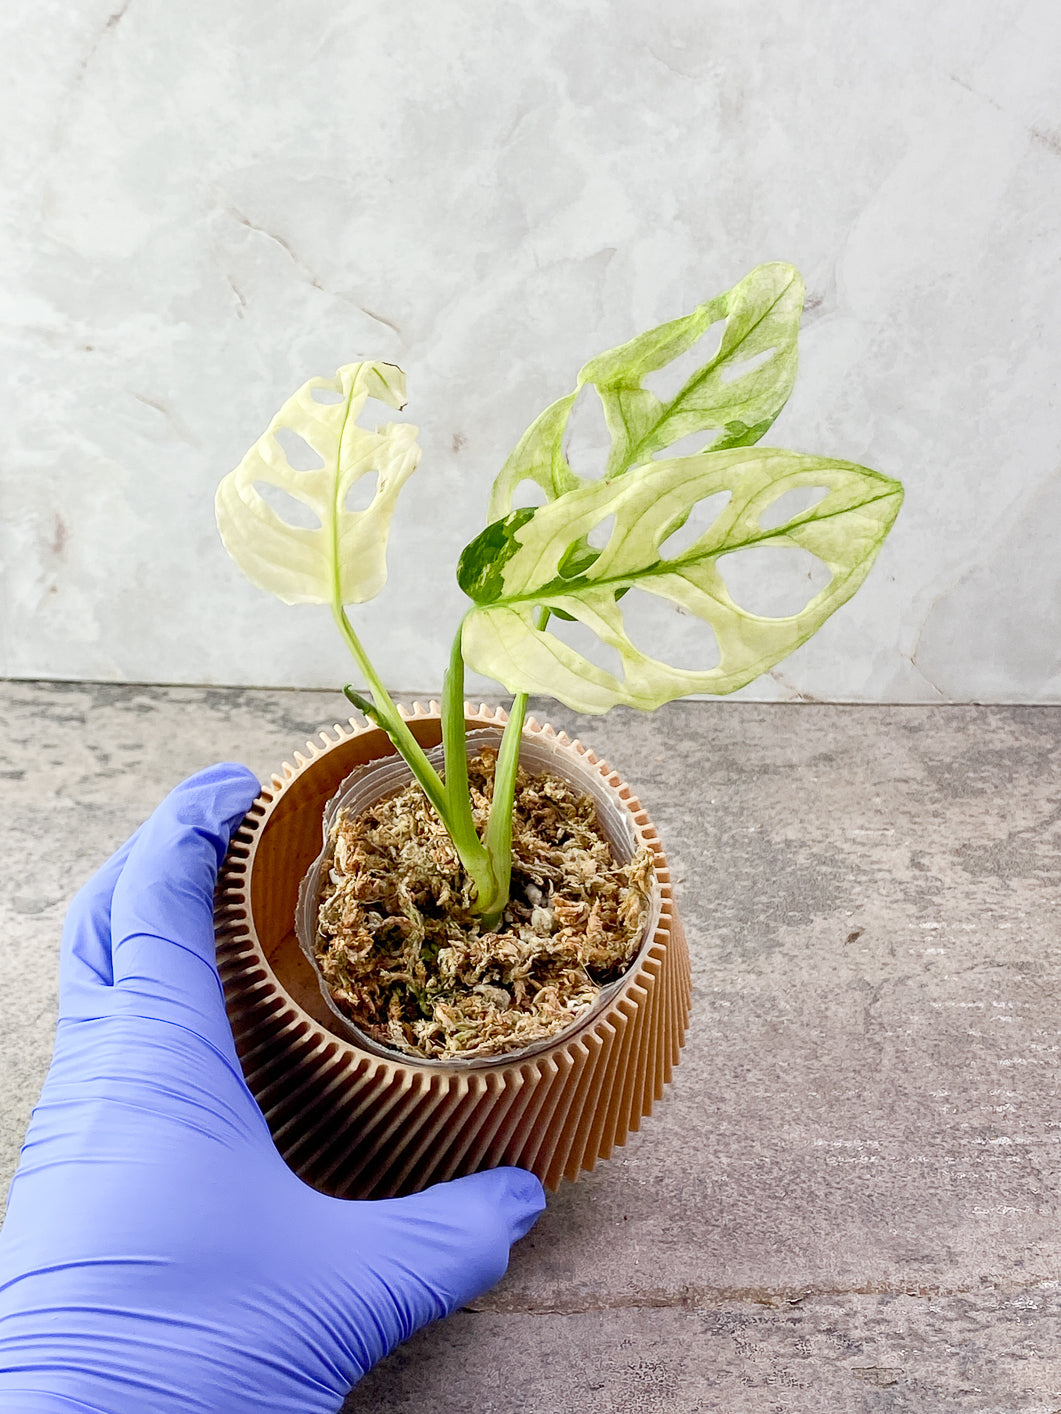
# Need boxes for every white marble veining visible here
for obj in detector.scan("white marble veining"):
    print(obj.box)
[2,0,1060,701]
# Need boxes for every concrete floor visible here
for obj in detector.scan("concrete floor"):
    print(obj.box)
[1,681,1060,1412]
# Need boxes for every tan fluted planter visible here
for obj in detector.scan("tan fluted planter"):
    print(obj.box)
[214,703,691,1199]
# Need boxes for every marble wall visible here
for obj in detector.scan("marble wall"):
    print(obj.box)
[2,0,1059,702]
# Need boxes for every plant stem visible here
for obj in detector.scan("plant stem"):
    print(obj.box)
[441,618,508,919]
[479,688,529,930]
[477,605,550,930]
[332,602,497,904]
[441,624,473,834]
[332,603,443,799]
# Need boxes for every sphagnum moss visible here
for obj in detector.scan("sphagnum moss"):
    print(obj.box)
[314,751,654,1060]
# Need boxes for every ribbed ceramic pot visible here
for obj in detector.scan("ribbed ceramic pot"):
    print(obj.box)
[214,702,691,1199]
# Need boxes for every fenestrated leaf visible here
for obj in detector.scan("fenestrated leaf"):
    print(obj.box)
[215,362,420,606]
[585,262,804,476]
[463,449,903,713]
[487,392,580,518]
[458,519,602,624]
[488,263,805,519]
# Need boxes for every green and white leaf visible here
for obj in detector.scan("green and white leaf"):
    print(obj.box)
[488,390,581,516]
[462,449,903,713]
[488,262,805,519]
[215,361,420,606]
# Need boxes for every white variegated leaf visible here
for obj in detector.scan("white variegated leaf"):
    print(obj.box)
[488,263,804,519]
[461,448,903,713]
[216,361,419,606]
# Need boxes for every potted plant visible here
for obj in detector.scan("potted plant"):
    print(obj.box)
[212,262,903,1199]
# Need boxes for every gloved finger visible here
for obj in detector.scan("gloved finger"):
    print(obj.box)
[58,825,143,1010]
[108,763,260,1051]
[341,1167,546,1355]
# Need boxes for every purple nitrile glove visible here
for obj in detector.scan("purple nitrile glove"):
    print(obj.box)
[0,764,544,1414]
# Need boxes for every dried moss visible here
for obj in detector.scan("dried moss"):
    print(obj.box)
[314,750,654,1060]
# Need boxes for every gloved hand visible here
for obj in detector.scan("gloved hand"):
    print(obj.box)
[0,764,544,1414]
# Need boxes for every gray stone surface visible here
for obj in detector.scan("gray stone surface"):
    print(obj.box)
[1,682,1060,1410]
[345,1299,1061,1414]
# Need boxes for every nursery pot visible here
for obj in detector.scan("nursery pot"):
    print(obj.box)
[214,702,692,1199]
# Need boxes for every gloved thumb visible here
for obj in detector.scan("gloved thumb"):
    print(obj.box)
[108,762,260,1045]
[336,1168,545,1355]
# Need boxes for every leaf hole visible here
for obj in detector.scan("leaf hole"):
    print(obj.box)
[718,346,775,385]
[345,471,379,513]
[759,485,830,530]
[563,384,610,480]
[274,426,324,471]
[641,319,725,403]
[509,480,548,511]
[651,430,718,461]
[253,481,321,530]
[717,546,831,618]
[557,538,597,580]
[544,614,625,683]
[619,589,721,671]
[362,396,405,430]
[310,384,344,404]
[659,492,730,560]
[587,513,616,551]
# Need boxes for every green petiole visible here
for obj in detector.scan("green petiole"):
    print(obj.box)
[336,599,508,919]
[336,601,533,925]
